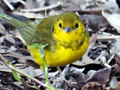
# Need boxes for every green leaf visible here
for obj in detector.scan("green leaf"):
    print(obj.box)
[6,60,10,65]
[31,43,48,49]
[12,70,21,81]
[31,43,40,48]
[40,44,48,49]
[6,60,21,81]
[11,64,21,81]
[31,43,48,57]
[0,13,11,20]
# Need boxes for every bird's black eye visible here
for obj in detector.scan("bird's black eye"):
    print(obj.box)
[75,23,79,28]
[59,23,62,28]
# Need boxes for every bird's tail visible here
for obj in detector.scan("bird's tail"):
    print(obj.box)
[0,13,40,44]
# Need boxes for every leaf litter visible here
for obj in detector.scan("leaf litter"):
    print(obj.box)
[0,0,120,90]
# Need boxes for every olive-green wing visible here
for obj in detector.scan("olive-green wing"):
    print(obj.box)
[16,19,41,45]
[33,15,60,47]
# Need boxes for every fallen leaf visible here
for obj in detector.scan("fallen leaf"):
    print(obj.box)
[65,66,118,90]
[110,37,120,55]
[96,0,118,12]
[82,82,106,90]
[112,82,120,90]
[102,10,120,33]
[5,34,15,44]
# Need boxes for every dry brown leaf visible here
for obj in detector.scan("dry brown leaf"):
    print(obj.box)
[72,56,99,66]
[110,37,120,55]
[82,82,106,90]
[96,0,118,12]
[63,0,86,11]
[25,0,45,9]
[66,66,118,90]
[0,65,11,73]
[5,34,15,44]
[102,10,120,33]
[80,14,109,31]
[114,54,120,67]
[112,82,120,90]
[2,52,34,63]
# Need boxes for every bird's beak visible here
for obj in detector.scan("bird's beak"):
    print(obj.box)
[63,27,73,33]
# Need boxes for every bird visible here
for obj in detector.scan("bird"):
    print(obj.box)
[0,12,89,69]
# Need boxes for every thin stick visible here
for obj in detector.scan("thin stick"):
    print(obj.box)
[3,0,14,11]
[0,54,46,87]
[97,35,120,40]
[21,1,63,13]
[45,9,48,18]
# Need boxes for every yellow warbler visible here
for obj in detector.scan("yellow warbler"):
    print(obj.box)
[0,12,89,69]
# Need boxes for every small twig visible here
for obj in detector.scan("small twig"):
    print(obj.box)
[13,12,45,19]
[45,9,48,18]
[107,53,115,64]
[94,51,111,68]
[95,50,106,61]
[103,62,111,68]
[21,1,63,13]
[0,54,9,68]
[97,35,120,40]
[0,54,46,87]
[3,0,14,11]
[57,66,65,80]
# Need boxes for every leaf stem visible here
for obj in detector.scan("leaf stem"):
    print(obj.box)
[0,54,46,87]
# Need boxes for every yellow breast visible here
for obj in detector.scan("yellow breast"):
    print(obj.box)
[27,32,89,68]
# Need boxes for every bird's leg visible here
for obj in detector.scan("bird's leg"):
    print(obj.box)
[57,64,70,81]
[57,65,77,86]
[57,66,66,80]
